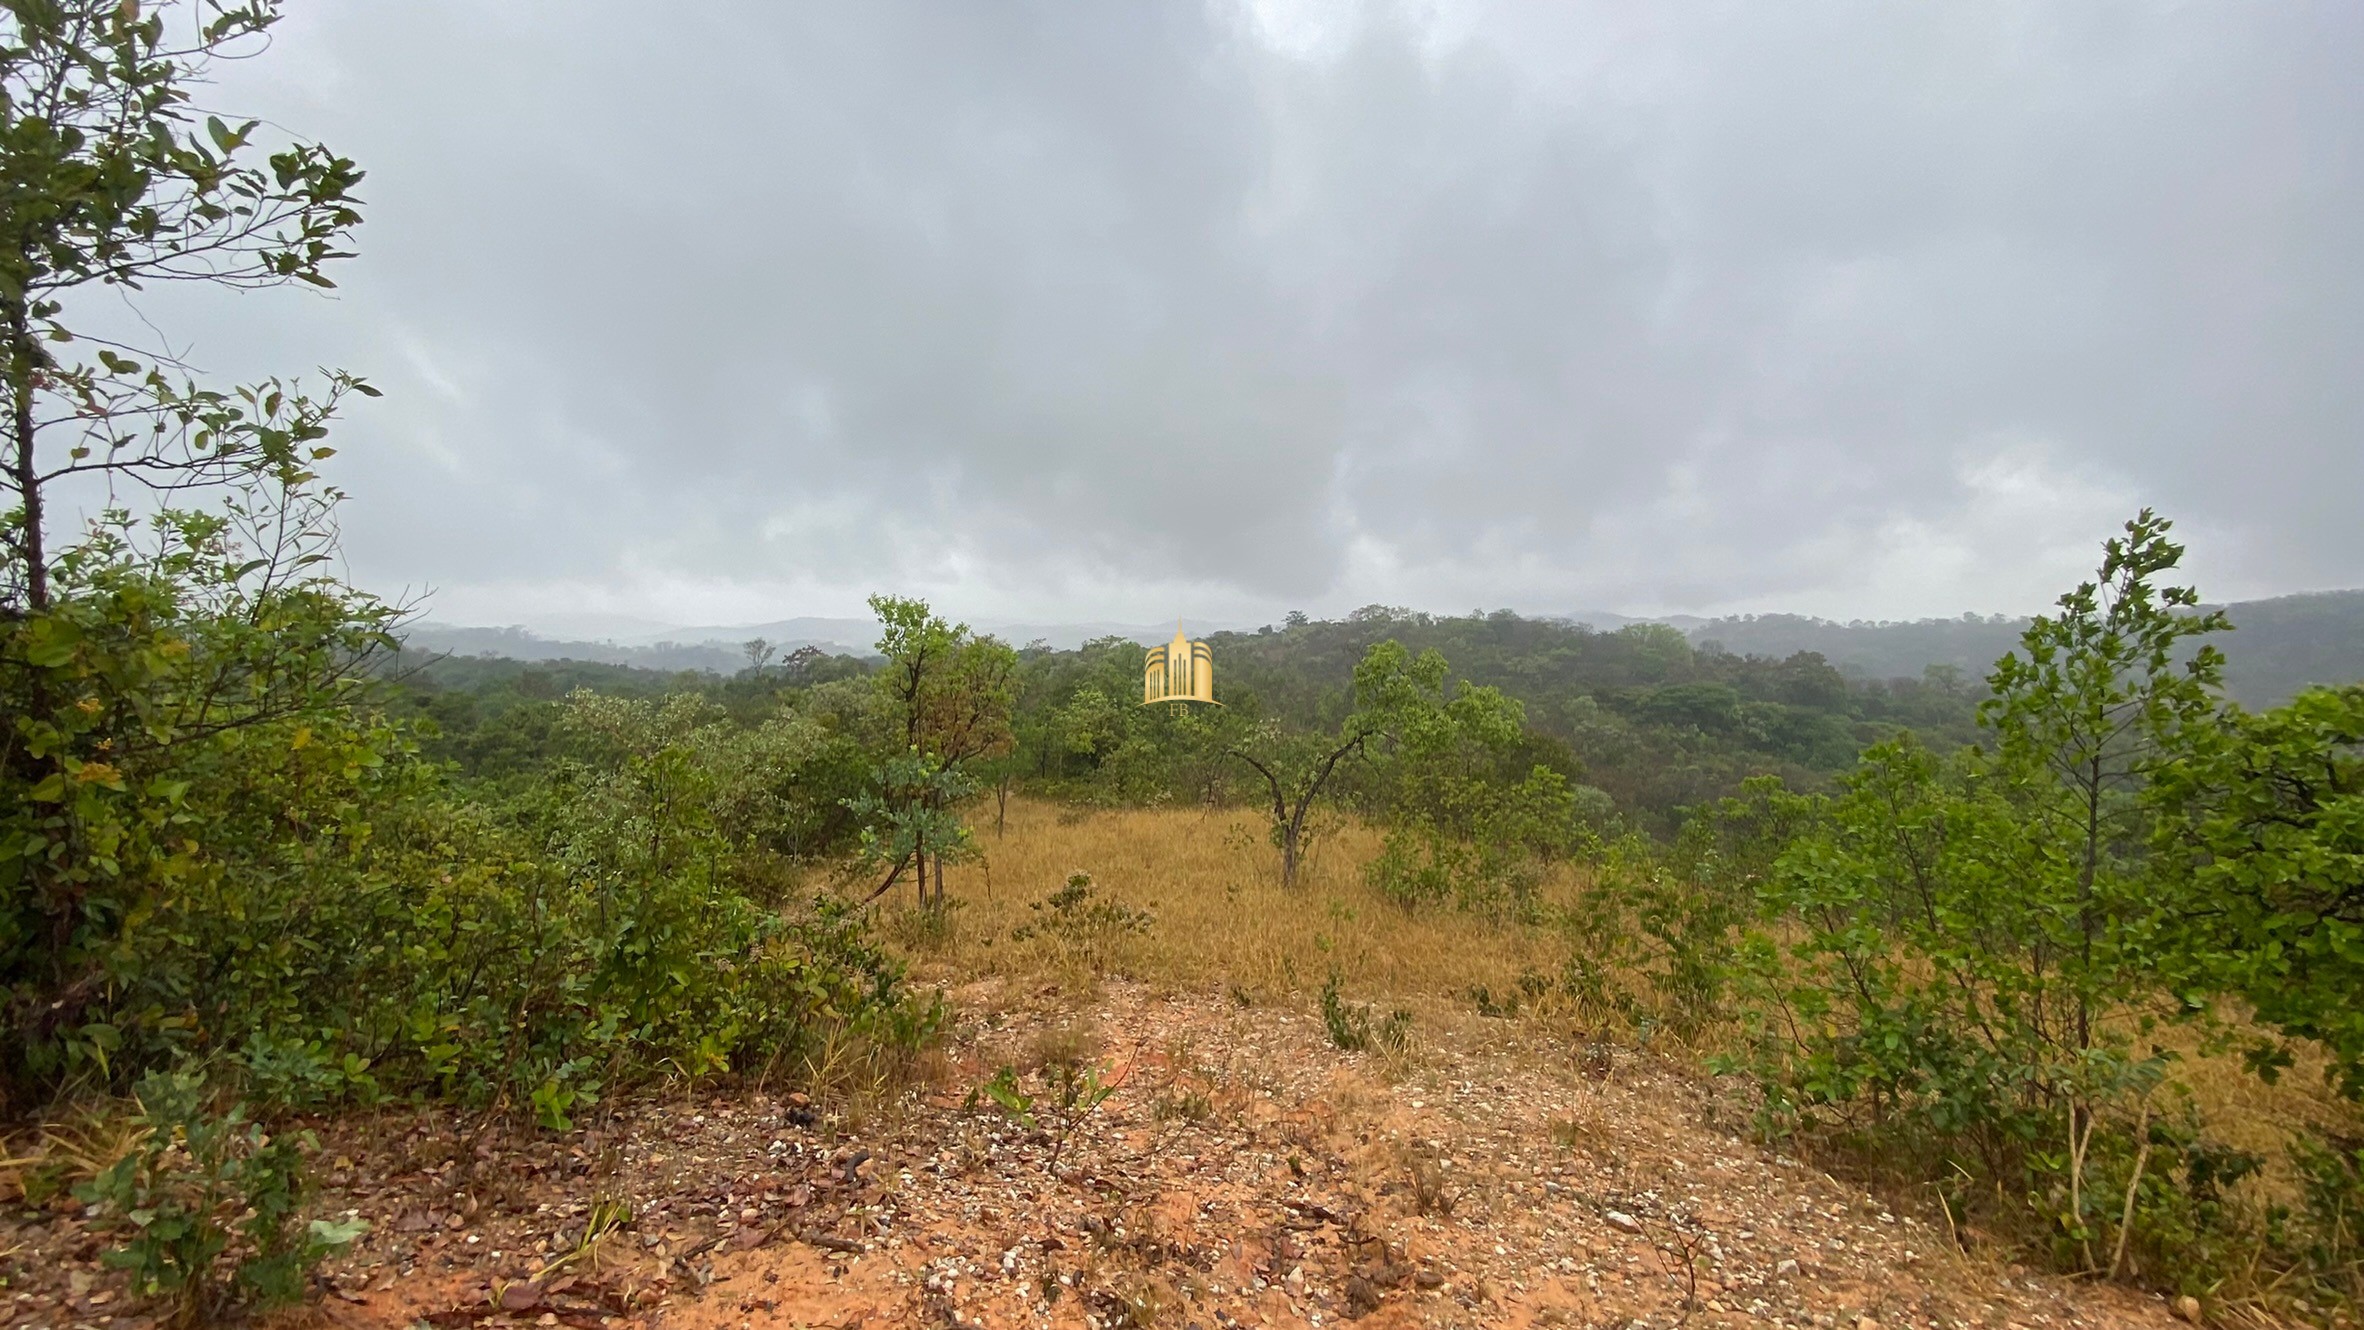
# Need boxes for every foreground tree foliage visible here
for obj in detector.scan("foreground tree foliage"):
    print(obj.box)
[2151,684,2364,1096]
[1704,512,2364,1309]
[1,0,380,1099]
[0,0,366,612]
[0,6,938,1316]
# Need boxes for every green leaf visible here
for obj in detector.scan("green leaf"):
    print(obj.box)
[22,618,81,668]
[309,1216,370,1249]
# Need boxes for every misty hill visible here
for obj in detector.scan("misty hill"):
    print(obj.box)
[1683,588,2364,707]
[394,624,756,674]
[2204,590,2364,705]
[638,617,1238,651]
[395,617,1249,670]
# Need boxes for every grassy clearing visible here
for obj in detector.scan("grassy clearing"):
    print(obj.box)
[878,797,1576,1017]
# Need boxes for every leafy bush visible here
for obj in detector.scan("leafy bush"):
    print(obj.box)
[0,507,408,1096]
[2283,1132,2364,1309]
[1354,643,1581,916]
[367,709,945,1111]
[1562,839,1739,1040]
[1554,777,1803,1039]
[1366,763,1577,917]
[2148,683,2364,1097]
[76,1070,366,1323]
[1728,513,2229,1274]
[1009,871,1153,976]
[0,562,940,1114]
[1721,512,2364,1306]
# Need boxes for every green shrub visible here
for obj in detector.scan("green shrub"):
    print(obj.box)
[1719,512,2363,1304]
[1319,972,1410,1054]
[76,1070,366,1323]
[0,0,932,1137]
[1358,646,1579,918]
[2283,1132,2364,1308]
[1009,871,1153,976]
[0,510,410,1097]
[0,550,939,1113]
[1363,761,1573,918]
[1727,720,2211,1272]
[2148,683,2364,1098]
[1555,777,1801,1039]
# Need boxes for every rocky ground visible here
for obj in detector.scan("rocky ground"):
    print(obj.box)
[5,981,2189,1330]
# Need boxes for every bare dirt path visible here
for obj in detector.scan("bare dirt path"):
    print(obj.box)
[252,981,2183,1330]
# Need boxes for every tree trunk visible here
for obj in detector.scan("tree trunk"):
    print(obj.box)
[1280,792,1321,888]
[858,856,911,907]
[6,305,44,611]
[2077,753,2102,1053]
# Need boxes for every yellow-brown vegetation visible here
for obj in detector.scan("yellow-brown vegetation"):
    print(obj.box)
[880,796,1575,1010]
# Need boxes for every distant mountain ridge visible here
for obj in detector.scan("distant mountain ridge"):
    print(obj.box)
[1679,589,2364,707]
[398,590,2364,707]
[394,616,1251,674]
[630,618,1238,652]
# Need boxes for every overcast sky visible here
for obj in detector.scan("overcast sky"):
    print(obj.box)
[136,0,2362,632]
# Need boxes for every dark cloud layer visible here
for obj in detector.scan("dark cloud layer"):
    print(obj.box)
[140,1,2363,627]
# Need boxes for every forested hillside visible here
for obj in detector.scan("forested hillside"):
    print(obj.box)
[1202,611,1979,832]
[400,590,2364,838]
[393,608,1981,837]
[403,585,2364,719]
[1687,587,2364,706]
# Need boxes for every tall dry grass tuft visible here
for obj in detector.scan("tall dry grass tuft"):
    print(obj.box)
[877,797,1573,1013]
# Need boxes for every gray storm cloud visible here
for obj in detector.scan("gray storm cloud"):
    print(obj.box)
[134,0,2362,628]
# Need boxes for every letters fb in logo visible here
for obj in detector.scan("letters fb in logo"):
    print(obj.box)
[1142,622,1220,708]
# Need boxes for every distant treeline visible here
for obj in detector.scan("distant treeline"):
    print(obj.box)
[401,588,2364,715]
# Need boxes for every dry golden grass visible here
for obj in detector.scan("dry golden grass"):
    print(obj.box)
[2157,1015,2358,1217]
[0,1096,151,1209]
[878,796,1575,1014]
